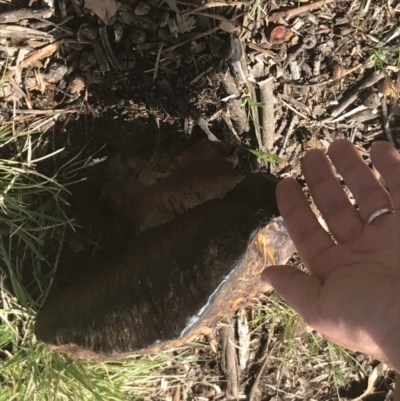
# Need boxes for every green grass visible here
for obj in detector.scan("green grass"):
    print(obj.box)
[371,45,400,72]
[250,292,358,387]
[247,148,282,163]
[0,124,182,400]
[0,288,182,401]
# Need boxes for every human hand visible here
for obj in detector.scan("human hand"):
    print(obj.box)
[261,139,400,371]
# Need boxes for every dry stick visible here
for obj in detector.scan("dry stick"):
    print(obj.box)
[12,108,77,115]
[269,0,349,22]
[258,77,275,151]
[381,97,395,147]
[278,96,309,121]
[247,42,275,58]
[285,63,364,87]
[153,44,163,83]
[329,70,384,118]
[279,114,298,157]
[19,41,61,69]
[181,1,249,16]
[221,325,240,400]
[18,39,88,69]
[187,11,239,27]
[0,7,54,23]
[98,21,123,70]
[248,326,276,401]
[163,27,219,53]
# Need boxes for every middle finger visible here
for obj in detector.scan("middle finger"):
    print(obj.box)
[302,148,364,243]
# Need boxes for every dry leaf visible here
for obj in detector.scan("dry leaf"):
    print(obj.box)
[164,0,179,13]
[220,20,236,33]
[85,0,118,25]
[352,363,384,401]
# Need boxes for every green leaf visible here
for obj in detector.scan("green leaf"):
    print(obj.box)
[241,97,265,108]
[247,149,282,163]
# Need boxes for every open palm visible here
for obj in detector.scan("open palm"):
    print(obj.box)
[262,140,400,371]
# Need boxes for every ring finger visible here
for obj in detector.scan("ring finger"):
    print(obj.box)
[328,139,394,224]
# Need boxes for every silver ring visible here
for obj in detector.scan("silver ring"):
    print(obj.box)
[367,208,394,225]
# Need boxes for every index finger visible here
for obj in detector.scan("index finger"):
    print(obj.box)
[276,178,334,277]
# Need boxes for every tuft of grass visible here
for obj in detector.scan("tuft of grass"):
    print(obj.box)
[370,45,400,71]
[0,123,181,400]
[250,292,358,387]
[0,285,185,401]
[370,45,400,98]
[0,124,73,306]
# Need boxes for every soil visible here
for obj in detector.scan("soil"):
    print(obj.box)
[0,0,399,399]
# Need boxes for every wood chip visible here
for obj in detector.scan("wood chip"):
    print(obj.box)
[19,41,63,69]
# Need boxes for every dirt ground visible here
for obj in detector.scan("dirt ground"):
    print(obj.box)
[0,0,399,400]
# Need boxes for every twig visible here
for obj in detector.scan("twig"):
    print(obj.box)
[0,25,54,40]
[278,96,310,121]
[11,108,78,115]
[182,1,248,16]
[330,105,367,123]
[163,27,219,53]
[328,70,384,118]
[279,114,298,157]
[153,44,163,83]
[246,42,275,58]
[0,7,54,23]
[258,77,275,151]
[248,326,275,401]
[190,11,239,27]
[269,0,349,22]
[381,97,395,147]
[5,75,33,109]
[98,20,123,70]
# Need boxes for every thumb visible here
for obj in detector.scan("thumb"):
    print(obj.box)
[261,265,323,327]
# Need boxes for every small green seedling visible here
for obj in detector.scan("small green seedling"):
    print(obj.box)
[241,96,265,129]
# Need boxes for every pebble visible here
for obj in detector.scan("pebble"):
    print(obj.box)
[129,28,146,44]
[134,2,151,16]
[117,49,137,70]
